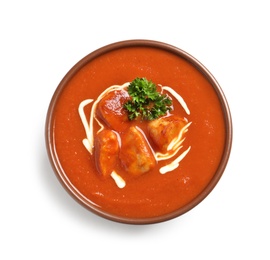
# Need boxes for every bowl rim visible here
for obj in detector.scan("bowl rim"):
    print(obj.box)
[45,39,233,225]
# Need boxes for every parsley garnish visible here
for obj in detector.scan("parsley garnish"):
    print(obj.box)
[123,77,172,120]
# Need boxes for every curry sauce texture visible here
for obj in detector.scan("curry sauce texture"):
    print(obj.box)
[52,47,226,218]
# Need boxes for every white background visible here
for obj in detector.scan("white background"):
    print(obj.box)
[1,1,269,259]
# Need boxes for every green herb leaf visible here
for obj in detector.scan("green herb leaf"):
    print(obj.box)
[123,77,172,120]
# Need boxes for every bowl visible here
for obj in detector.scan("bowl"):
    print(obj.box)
[45,39,232,224]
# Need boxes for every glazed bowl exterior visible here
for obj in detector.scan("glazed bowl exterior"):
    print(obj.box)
[45,40,232,224]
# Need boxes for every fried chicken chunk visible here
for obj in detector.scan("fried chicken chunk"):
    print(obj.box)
[94,129,119,177]
[148,115,187,153]
[119,126,156,176]
[96,90,130,132]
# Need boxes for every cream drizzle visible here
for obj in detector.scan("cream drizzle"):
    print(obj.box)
[162,86,190,115]
[111,171,126,188]
[78,82,192,187]
[78,99,94,153]
[159,146,191,174]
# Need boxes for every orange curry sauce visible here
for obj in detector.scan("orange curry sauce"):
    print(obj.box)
[52,46,226,219]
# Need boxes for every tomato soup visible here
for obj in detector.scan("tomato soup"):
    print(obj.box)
[46,41,231,223]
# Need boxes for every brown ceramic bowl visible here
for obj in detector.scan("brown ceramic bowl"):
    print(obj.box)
[45,40,232,224]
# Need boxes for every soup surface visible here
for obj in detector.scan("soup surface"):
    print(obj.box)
[51,46,226,219]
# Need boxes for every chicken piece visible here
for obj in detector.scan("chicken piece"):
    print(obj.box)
[119,126,156,176]
[96,90,130,132]
[148,115,187,153]
[94,129,119,177]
